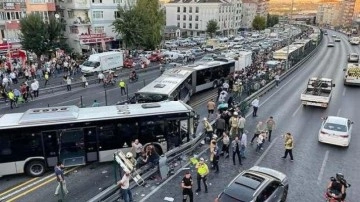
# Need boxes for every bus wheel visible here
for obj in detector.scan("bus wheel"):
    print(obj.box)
[213,82,218,88]
[25,160,45,177]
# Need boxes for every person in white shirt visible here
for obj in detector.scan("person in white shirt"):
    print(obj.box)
[31,79,40,97]
[2,76,9,87]
[251,97,259,117]
[275,74,280,88]
[240,131,247,158]
[9,72,17,84]
[118,171,133,202]
[66,77,72,91]
[218,90,228,103]
[98,72,105,83]
[222,81,229,92]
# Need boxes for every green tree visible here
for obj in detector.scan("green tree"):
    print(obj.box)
[20,13,65,66]
[252,15,266,31]
[206,20,219,38]
[266,14,279,28]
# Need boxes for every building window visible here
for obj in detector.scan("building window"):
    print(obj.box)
[195,15,198,21]
[177,7,180,12]
[195,7,199,13]
[189,23,192,29]
[183,15,186,20]
[66,0,72,3]
[92,11,103,19]
[92,0,102,3]
[94,26,104,33]
[195,23,198,29]
[114,11,120,19]
[113,0,122,3]
[177,22,180,28]
[67,11,74,18]
[189,7,192,13]
[177,15,180,20]
[70,26,79,34]
[189,15,192,21]
[183,7,186,13]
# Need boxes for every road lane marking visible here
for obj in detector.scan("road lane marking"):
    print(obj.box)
[254,136,280,166]
[292,105,302,117]
[317,150,329,185]
[337,108,341,116]
[342,88,346,96]
[1,167,78,202]
[0,177,39,198]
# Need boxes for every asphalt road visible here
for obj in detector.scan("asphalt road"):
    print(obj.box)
[116,30,360,202]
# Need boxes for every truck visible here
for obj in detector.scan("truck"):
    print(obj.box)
[80,52,123,74]
[343,63,360,86]
[235,51,252,71]
[300,77,335,108]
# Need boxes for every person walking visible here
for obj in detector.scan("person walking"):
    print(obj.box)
[181,171,193,202]
[7,89,16,109]
[231,136,242,166]
[256,131,267,153]
[221,132,230,158]
[203,118,213,143]
[281,132,294,161]
[118,170,133,202]
[250,121,264,145]
[215,115,226,137]
[240,130,248,159]
[54,162,69,196]
[266,116,276,142]
[66,77,72,91]
[44,72,49,87]
[119,79,126,96]
[31,79,39,98]
[229,112,239,138]
[131,139,143,159]
[251,97,259,117]
[238,115,246,136]
[207,99,216,119]
[98,72,105,83]
[195,158,209,193]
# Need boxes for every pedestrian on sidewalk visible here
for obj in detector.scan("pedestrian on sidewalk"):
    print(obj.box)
[119,79,126,96]
[203,118,213,143]
[251,97,259,117]
[181,171,193,202]
[66,77,72,91]
[231,136,242,166]
[281,132,294,161]
[195,158,209,193]
[221,132,230,158]
[207,99,216,119]
[54,162,69,196]
[240,130,248,158]
[266,116,276,142]
[117,170,133,202]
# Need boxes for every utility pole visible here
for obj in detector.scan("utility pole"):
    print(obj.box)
[285,0,294,70]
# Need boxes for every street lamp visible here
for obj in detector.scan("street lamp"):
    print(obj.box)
[285,0,294,70]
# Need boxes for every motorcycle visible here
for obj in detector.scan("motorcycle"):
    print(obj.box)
[129,75,138,83]
[103,78,116,87]
[325,177,351,202]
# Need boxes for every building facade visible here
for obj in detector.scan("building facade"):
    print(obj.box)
[165,0,242,37]
[241,0,257,30]
[316,3,340,27]
[338,0,355,27]
[256,0,269,19]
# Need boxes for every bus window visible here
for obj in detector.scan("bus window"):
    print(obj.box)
[117,122,137,147]
[196,69,212,85]
[12,132,42,160]
[0,134,12,162]
[98,124,118,150]
[139,120,165,144]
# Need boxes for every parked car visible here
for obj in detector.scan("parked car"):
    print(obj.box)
[148,53,163,62]
[215,166,288,202]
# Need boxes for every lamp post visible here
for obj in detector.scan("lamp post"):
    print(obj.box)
[285,0,294,70]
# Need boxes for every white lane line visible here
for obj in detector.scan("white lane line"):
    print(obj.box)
[342,88,346,96]
[317,150,329,185]
[337,108,341,116]
[292,105,302,117]
[254,136,280,166]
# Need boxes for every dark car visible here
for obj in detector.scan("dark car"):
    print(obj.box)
[215,166,288,202]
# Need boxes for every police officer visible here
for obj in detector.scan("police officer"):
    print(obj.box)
[119,79,126,95]
[181,171,193,202]
[195,157,209,193]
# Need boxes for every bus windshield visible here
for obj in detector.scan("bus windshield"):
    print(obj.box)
[135,93,168,103]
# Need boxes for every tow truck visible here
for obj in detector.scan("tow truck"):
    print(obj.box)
[300,77,335,108]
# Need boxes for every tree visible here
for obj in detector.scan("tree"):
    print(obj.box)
[20,13,64,66]
[267,14,279,28]
[252,15,266,31]
[206,20,219,38]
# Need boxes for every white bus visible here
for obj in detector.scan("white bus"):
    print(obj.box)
[0,101,196,177]
[344,63,360,85]
[133,58,235,103]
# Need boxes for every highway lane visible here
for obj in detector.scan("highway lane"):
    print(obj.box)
[128,31,360,202]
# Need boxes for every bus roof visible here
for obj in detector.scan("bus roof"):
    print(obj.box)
[137,68,194,95]
[0,101,192,129]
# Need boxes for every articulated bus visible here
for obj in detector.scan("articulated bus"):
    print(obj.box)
[0,101,196,177]
[132,58,235,103]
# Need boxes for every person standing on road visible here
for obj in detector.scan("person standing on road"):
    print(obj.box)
[282,132,294,161]
[240,130,248,159]
[66,77,72,91]
[250,121,264,145]
[231,136,242,166]
[229,112,239,138]
[54,162,69,196]
[81,74,87,88]
[119,79,126,96]
[203,118,213,143]
[266,116,276,142]
[207,99,216,119]
[211,141,220,173]
[7,89,16,109]
[215,115,225,137]
[118,170,133,202]
[195,157,209,193]
[251,97,259,117]
[275,73,280,88]
[221,132,230,158]
[44,72,49,87]
[131,139,143,159]
[31,79,39,98]
[98,72,105,83]
[181,171,193,202]
[238,115,246,136]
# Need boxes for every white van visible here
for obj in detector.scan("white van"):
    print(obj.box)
[81,52,123,74]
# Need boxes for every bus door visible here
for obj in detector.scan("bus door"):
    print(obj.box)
[83,127,98,162]
[58,129,86,167]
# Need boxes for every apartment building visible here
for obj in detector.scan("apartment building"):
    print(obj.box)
[165,0,242,37]
[256,0,269,19]
[241,0,257,30]
[338,0,355,27]
[316,3,340,27]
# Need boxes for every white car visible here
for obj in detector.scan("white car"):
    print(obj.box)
[327,42,335,47]
[335,38,341,42]
[318,116,353,147]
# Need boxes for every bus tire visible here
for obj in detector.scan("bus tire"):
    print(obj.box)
[25,160,46,177]
[213,81,218,89]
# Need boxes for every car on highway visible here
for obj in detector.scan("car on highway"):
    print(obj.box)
[215,166,288,202]
[332,34,337,38]
[318,116,353,147]
[327,42,335,47]
[335,38,341,42]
